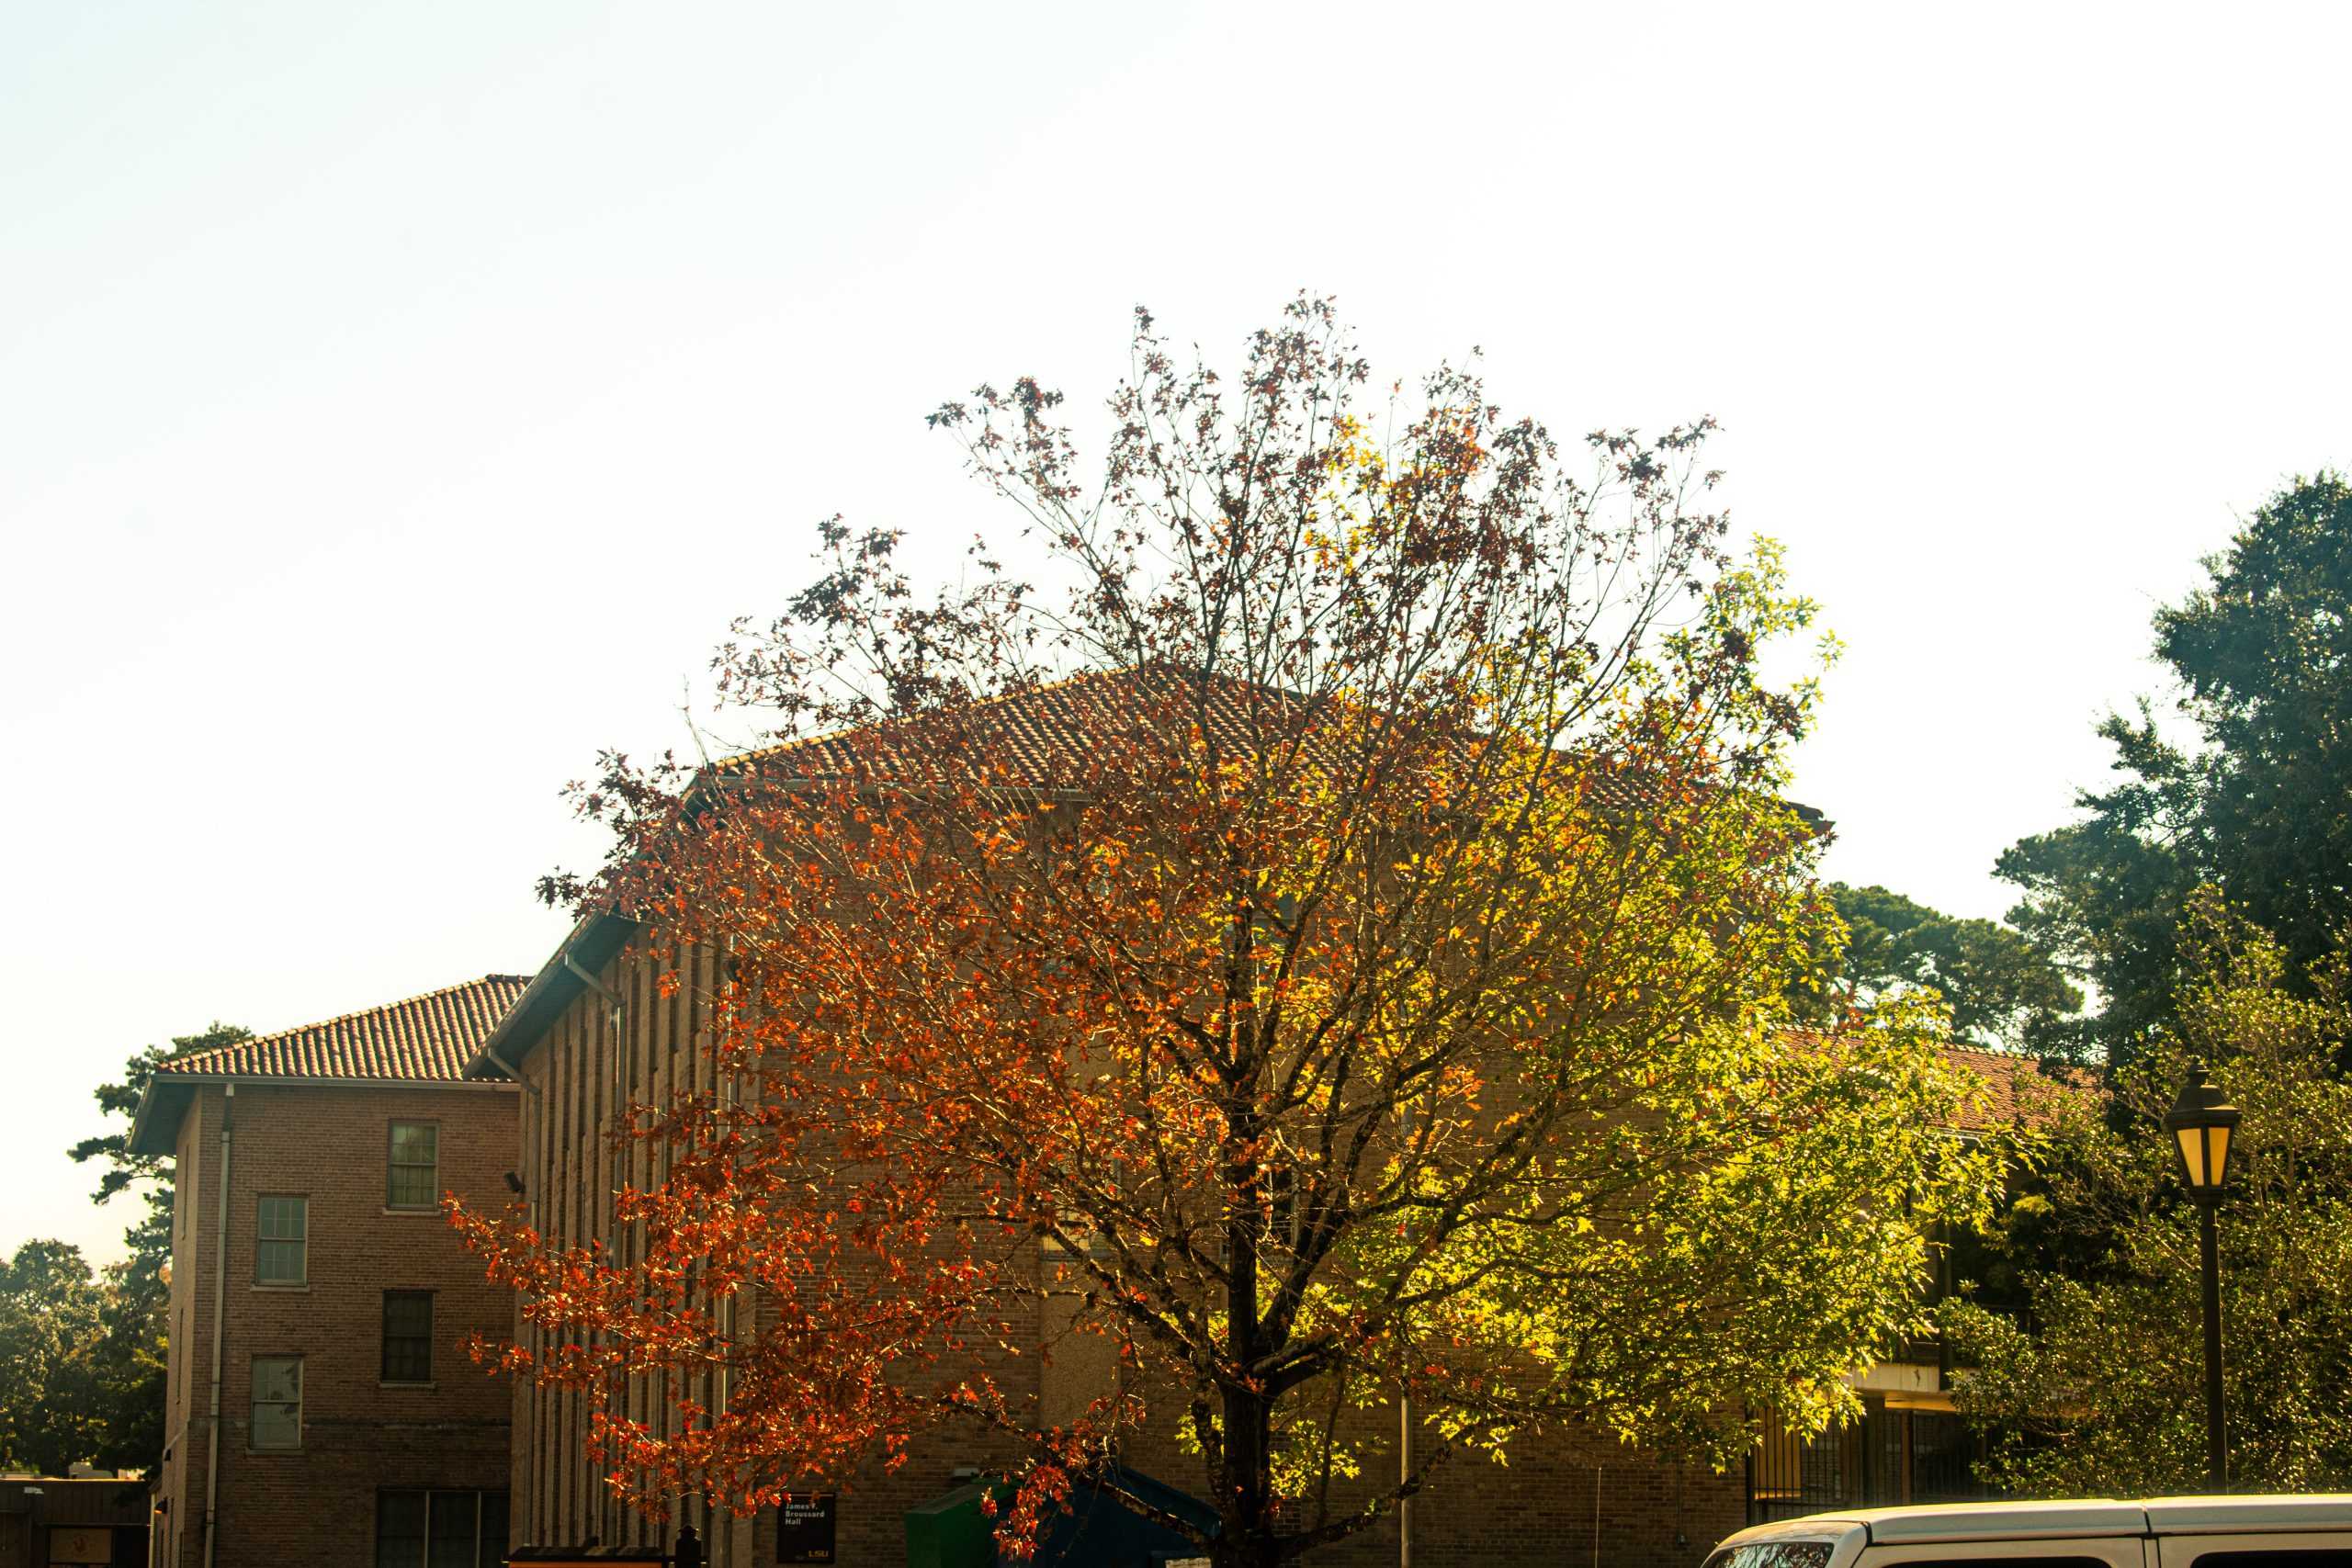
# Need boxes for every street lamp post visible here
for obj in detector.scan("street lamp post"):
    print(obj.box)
[2164,1066,2242,1493]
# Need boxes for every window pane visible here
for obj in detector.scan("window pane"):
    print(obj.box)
[378,1492,427,1568]
[425,1492,479,1568]
[252,1400,298,1448]
[477,1495,509,1568]
[253,1358,299,1403]
[1704,1547,1835,1568]
[389,1164,438,1208]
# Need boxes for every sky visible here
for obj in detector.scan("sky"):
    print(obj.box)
[5,1,2349,1266]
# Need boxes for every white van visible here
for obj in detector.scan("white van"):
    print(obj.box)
[1706,1496,2352,1567]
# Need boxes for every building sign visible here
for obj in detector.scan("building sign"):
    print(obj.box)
[49,1527,115,1565]
[775,1493,836,1563]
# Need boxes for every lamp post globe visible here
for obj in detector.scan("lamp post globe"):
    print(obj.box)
[2165,1066,2242,1201]
[2165,1065,2241,1493]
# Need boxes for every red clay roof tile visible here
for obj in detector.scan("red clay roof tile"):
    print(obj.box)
[154,974,530,1082]
[1937,1043,2094,1132]
[707,664,1654,811]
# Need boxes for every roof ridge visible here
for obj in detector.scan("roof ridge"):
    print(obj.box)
[708,663,1164,775]
[157,973,530,1075]
[1939,1043,2043,1066]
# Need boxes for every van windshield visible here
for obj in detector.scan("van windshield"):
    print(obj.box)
[1703,1546,1836,1568]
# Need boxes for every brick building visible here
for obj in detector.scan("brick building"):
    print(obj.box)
[0,1475,152,1568]
[458,674,2069,1568]
[468,919,769,1568]
[130,976,527,1568]
[1745,1046,2076,1528]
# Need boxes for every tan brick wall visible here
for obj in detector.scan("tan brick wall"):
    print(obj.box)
[509,944,757,1568]
[499,942,1744,1568]
[1114,1411,1744,1568]
[152,1079,517,1568]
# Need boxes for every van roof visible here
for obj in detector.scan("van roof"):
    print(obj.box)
[1719,1495,2352,1550]
[1859,1501,2146,1542]
[2141,1496,2352,1535]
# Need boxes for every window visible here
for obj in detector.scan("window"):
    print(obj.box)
[382,1291,434,1382]
[377,1490,509,1568]
[388,1122,440,1210]
[1706,1546,1836,1568]
[255,1195,307,1284]
[250,1357,301,1449]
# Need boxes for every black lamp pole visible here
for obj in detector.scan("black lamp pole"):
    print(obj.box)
[2164,1066,2242,1493]
[2195,1192,2224,1490]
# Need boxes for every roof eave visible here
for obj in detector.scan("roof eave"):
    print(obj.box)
[126,1078,191,1159]
[147,1072,519,1090]
[128,1073,516,1156]
[464,909,639,1079]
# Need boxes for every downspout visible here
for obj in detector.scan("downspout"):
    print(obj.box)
[202,1084,234,1568]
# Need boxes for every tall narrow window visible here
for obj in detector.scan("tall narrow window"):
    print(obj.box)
[426,1490,479,1568]
[388,1122,440,1210]
[255,1195,307,1284]
[479,1493,508,1564]
[382,1291,435,1382]
[250,1357,301,1449]
[377,1492,425,1568]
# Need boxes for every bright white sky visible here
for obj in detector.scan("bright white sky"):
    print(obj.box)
[6,2,2348,1266]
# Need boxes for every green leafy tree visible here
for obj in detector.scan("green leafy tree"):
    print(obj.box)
[1943,890,2352,1493]
[1814,884,2080,1051]
[65,1021,249,1472]
[0,1240,109,1474]
[2000,473,2352,1066]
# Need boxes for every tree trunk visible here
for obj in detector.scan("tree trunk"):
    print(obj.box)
[1216,1098,1281,1568]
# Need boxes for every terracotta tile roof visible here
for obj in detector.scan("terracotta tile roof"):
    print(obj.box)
[1937,1044,2095,1133]
[708,666,1275,788]
[153,974,531,1082]
[707,664,1656,811]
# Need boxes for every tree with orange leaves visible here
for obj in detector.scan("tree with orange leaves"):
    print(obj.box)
[458,298,1999,1567]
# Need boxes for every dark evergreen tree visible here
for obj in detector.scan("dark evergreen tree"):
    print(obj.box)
[66,1021,250,1472]
[1817,883,2080,1052]
[0,1240,107,1474]
[2000,473,2352,1066]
